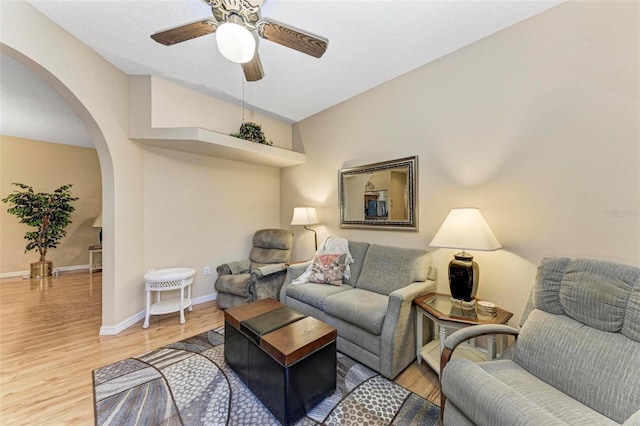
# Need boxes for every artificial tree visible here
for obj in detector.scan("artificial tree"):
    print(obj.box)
[2,183,78,277]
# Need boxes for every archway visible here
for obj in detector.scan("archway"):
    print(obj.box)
[0,43,116,331]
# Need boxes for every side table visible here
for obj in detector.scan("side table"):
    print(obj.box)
[89,245,102,273]
[413,293,513,375]
[143,267,196,328]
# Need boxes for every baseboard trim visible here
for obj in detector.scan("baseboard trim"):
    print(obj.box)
[0,264,90,279]
[99,311,146,335]
[99,293,218,335]
[192,293,217,305]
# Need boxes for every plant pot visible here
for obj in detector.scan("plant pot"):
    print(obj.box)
[30,261,53,278]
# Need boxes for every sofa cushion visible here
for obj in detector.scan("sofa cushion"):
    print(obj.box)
[442,359,617,425]
[343,241,370,286]
[323,289,388,335]
[356,245,430,295]
[514,309,640,424]
[286,282,353,311]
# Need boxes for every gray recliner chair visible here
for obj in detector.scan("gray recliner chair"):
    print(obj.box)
[440,257,640,425]
[214,229,294,310]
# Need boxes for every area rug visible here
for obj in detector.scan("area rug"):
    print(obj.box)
[93,326,440,425]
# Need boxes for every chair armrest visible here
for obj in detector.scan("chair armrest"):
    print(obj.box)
[439,324,519,417]
[444,324,519,352]
[216,259,251,275]
[623,410,640,425]
[250,263,287,280]
[249,263,290,302]
[441,324,519,377]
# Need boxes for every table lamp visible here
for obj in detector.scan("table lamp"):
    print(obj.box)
[291,207,320,250]
[92,212,102,246]
[429,208,501,308]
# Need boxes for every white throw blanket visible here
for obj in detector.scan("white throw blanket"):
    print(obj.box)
[291,236,354,284]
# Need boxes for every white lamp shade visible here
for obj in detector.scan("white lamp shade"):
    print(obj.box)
[216,16,256,64]
[92,212,102,228]
[429,208,501,251]
[291,207,320,225]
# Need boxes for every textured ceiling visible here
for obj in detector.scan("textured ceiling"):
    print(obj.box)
[1,0,563,148]
[0,53,93,148]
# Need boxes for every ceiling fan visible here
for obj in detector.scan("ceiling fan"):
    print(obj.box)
[151,0,328,82]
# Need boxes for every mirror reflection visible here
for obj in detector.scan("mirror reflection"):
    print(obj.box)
[339,156,417,230]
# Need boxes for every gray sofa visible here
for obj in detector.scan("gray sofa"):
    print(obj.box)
[279,240,436,379]
[441,257,640,425]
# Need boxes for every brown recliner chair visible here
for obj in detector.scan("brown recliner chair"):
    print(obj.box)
[214,229,294,310]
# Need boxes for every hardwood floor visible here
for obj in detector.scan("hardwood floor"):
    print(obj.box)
[0,270,440,425]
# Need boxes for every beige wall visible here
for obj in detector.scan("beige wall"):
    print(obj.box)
[142,146,281,300]
[0,136,102,273]
[282,0,640,324]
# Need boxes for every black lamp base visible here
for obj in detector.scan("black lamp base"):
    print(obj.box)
[448,251,479,303]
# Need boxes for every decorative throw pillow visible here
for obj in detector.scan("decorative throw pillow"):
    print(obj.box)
[309,253,347,286]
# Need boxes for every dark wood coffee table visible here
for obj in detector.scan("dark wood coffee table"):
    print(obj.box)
[224,298,337,425]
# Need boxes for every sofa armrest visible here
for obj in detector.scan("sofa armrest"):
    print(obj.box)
[279,260,312,302]
[288,260,313,276]
[389,280,434,305]
[379,279,436,379]
[250,263,287,280]
[216,259,251,275]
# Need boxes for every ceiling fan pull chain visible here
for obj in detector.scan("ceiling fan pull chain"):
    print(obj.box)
[242,79,245,124]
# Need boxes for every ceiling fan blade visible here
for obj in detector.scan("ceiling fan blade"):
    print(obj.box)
[257,20,327,58]
[242,52,264,81]
[151,19,217,46]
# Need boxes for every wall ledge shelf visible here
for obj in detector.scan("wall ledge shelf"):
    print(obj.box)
[131,127,305,168]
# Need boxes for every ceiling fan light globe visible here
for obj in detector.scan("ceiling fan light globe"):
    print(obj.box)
[216,21,256,64]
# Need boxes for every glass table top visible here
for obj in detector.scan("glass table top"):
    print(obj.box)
[414,293,513,325]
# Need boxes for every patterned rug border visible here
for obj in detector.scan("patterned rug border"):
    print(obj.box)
[93,327,440,425]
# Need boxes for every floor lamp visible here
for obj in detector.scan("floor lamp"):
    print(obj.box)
[291,207,320,251]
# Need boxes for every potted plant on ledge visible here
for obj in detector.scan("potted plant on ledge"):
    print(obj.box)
[230,122,273,146]
[2,183,78,278]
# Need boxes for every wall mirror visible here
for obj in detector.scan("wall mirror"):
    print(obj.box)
[339,156,417,230]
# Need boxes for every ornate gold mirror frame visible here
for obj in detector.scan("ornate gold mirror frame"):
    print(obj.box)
[339,156,418,230]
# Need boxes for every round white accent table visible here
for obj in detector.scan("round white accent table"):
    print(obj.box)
[143,267,196,328]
